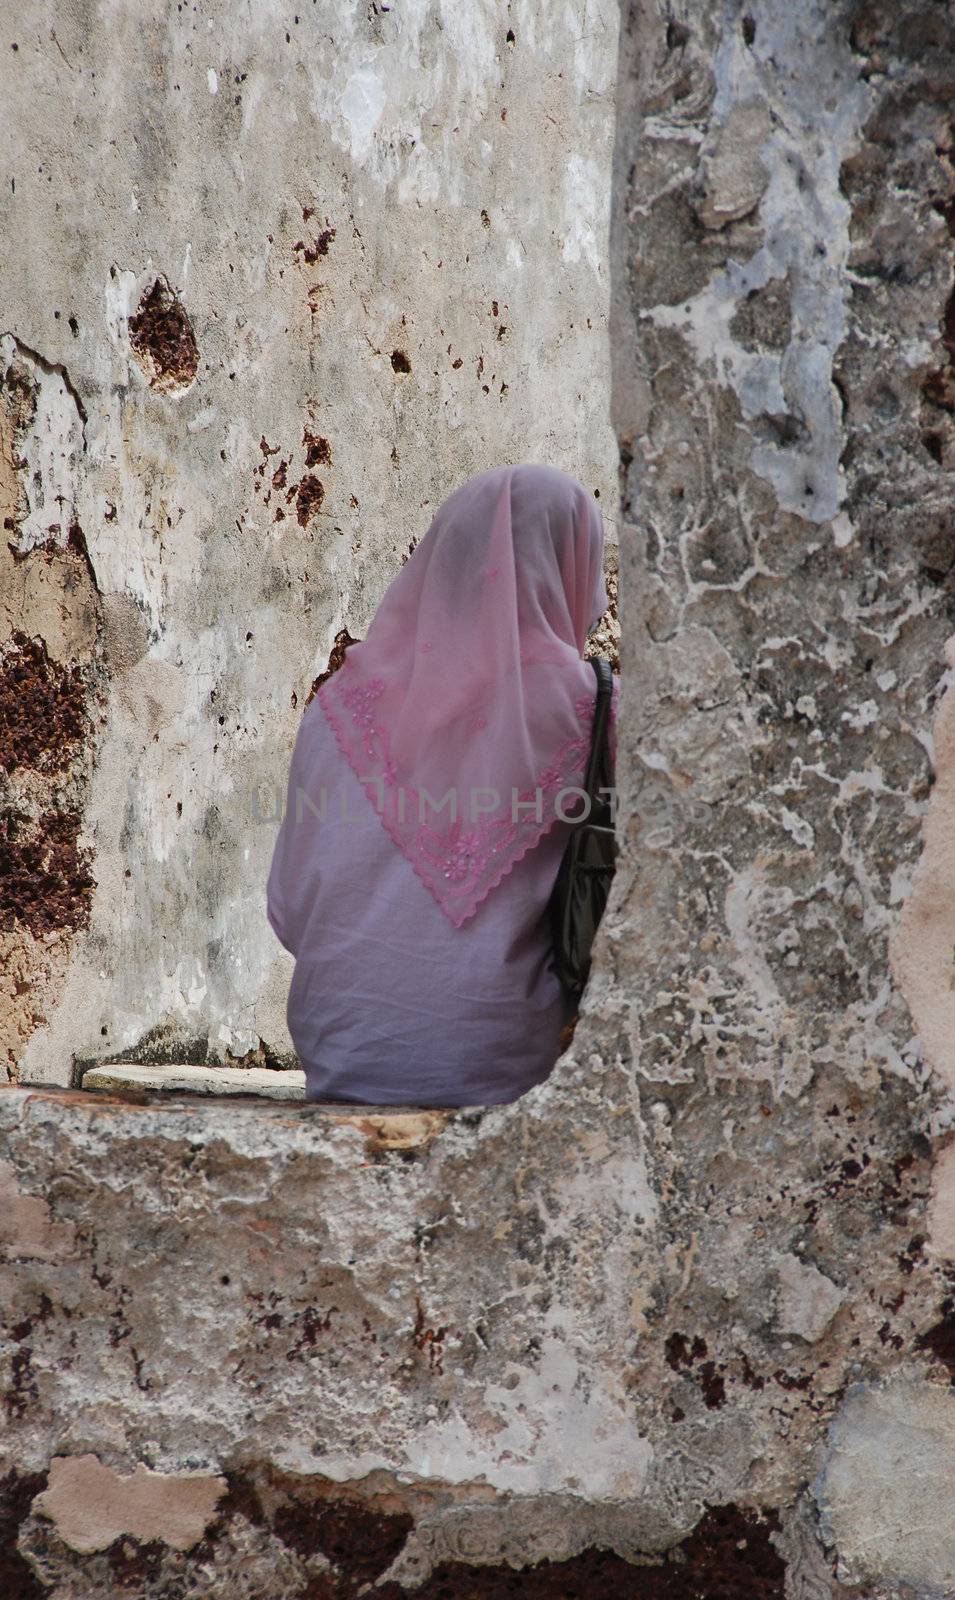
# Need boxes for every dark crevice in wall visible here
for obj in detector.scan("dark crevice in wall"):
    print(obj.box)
[0,634,99,942]
[388,1502,786,1600]
[295,474,326,528]
[194,1471,413,1595]
[294,217,336,262]
[915,1290,955,1381]
[53,1489,788,1599]
[64,518,100,595]
[921,125,955,448]
[303,429,333,467]
[0,1469,48,1600]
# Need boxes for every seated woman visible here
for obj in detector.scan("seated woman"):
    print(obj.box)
[265,462,616,1108]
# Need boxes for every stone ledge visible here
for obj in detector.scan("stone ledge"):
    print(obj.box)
[81,1061,307,1100]
[5,1081,457,1158]
[5,1082,460,1151]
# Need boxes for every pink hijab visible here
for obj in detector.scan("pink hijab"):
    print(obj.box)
[317,463,611,927]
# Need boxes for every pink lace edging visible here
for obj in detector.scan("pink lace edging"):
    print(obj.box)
[317,669,604,928]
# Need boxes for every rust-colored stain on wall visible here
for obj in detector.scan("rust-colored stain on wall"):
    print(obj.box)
[0,808,95,940]
[306,627,360,705]
[0,632,91,774]
[127,277,199,394]
[294,473,326,528]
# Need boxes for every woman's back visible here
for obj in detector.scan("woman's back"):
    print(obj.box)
[267,700,578,1106]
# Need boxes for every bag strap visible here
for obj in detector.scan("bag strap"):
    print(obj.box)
[582,657,613,802]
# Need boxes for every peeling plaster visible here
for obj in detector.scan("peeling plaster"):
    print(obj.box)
[32,1455,226,1554]
[0,335,87,556]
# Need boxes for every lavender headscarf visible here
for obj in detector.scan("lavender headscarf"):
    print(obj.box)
[316,463,611,926]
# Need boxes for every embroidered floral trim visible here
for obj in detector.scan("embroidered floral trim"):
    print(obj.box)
[319,665,616,922]
[339,677,398,783]
[416,815,520,884]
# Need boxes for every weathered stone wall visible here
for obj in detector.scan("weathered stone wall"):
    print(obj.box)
[1,0,618,1086]
[605,0,955,1590]
[4,0,955,1596]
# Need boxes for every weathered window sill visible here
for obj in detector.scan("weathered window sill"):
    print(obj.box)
[6,1079,460,1154]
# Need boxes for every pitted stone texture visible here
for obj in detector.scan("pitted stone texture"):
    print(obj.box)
[0,1074,943,1593]
[602,0,955,1578]
[0,1086,657,1508]
[892,629,955,1119]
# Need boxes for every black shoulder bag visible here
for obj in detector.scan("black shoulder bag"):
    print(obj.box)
[546,657,618,1004]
